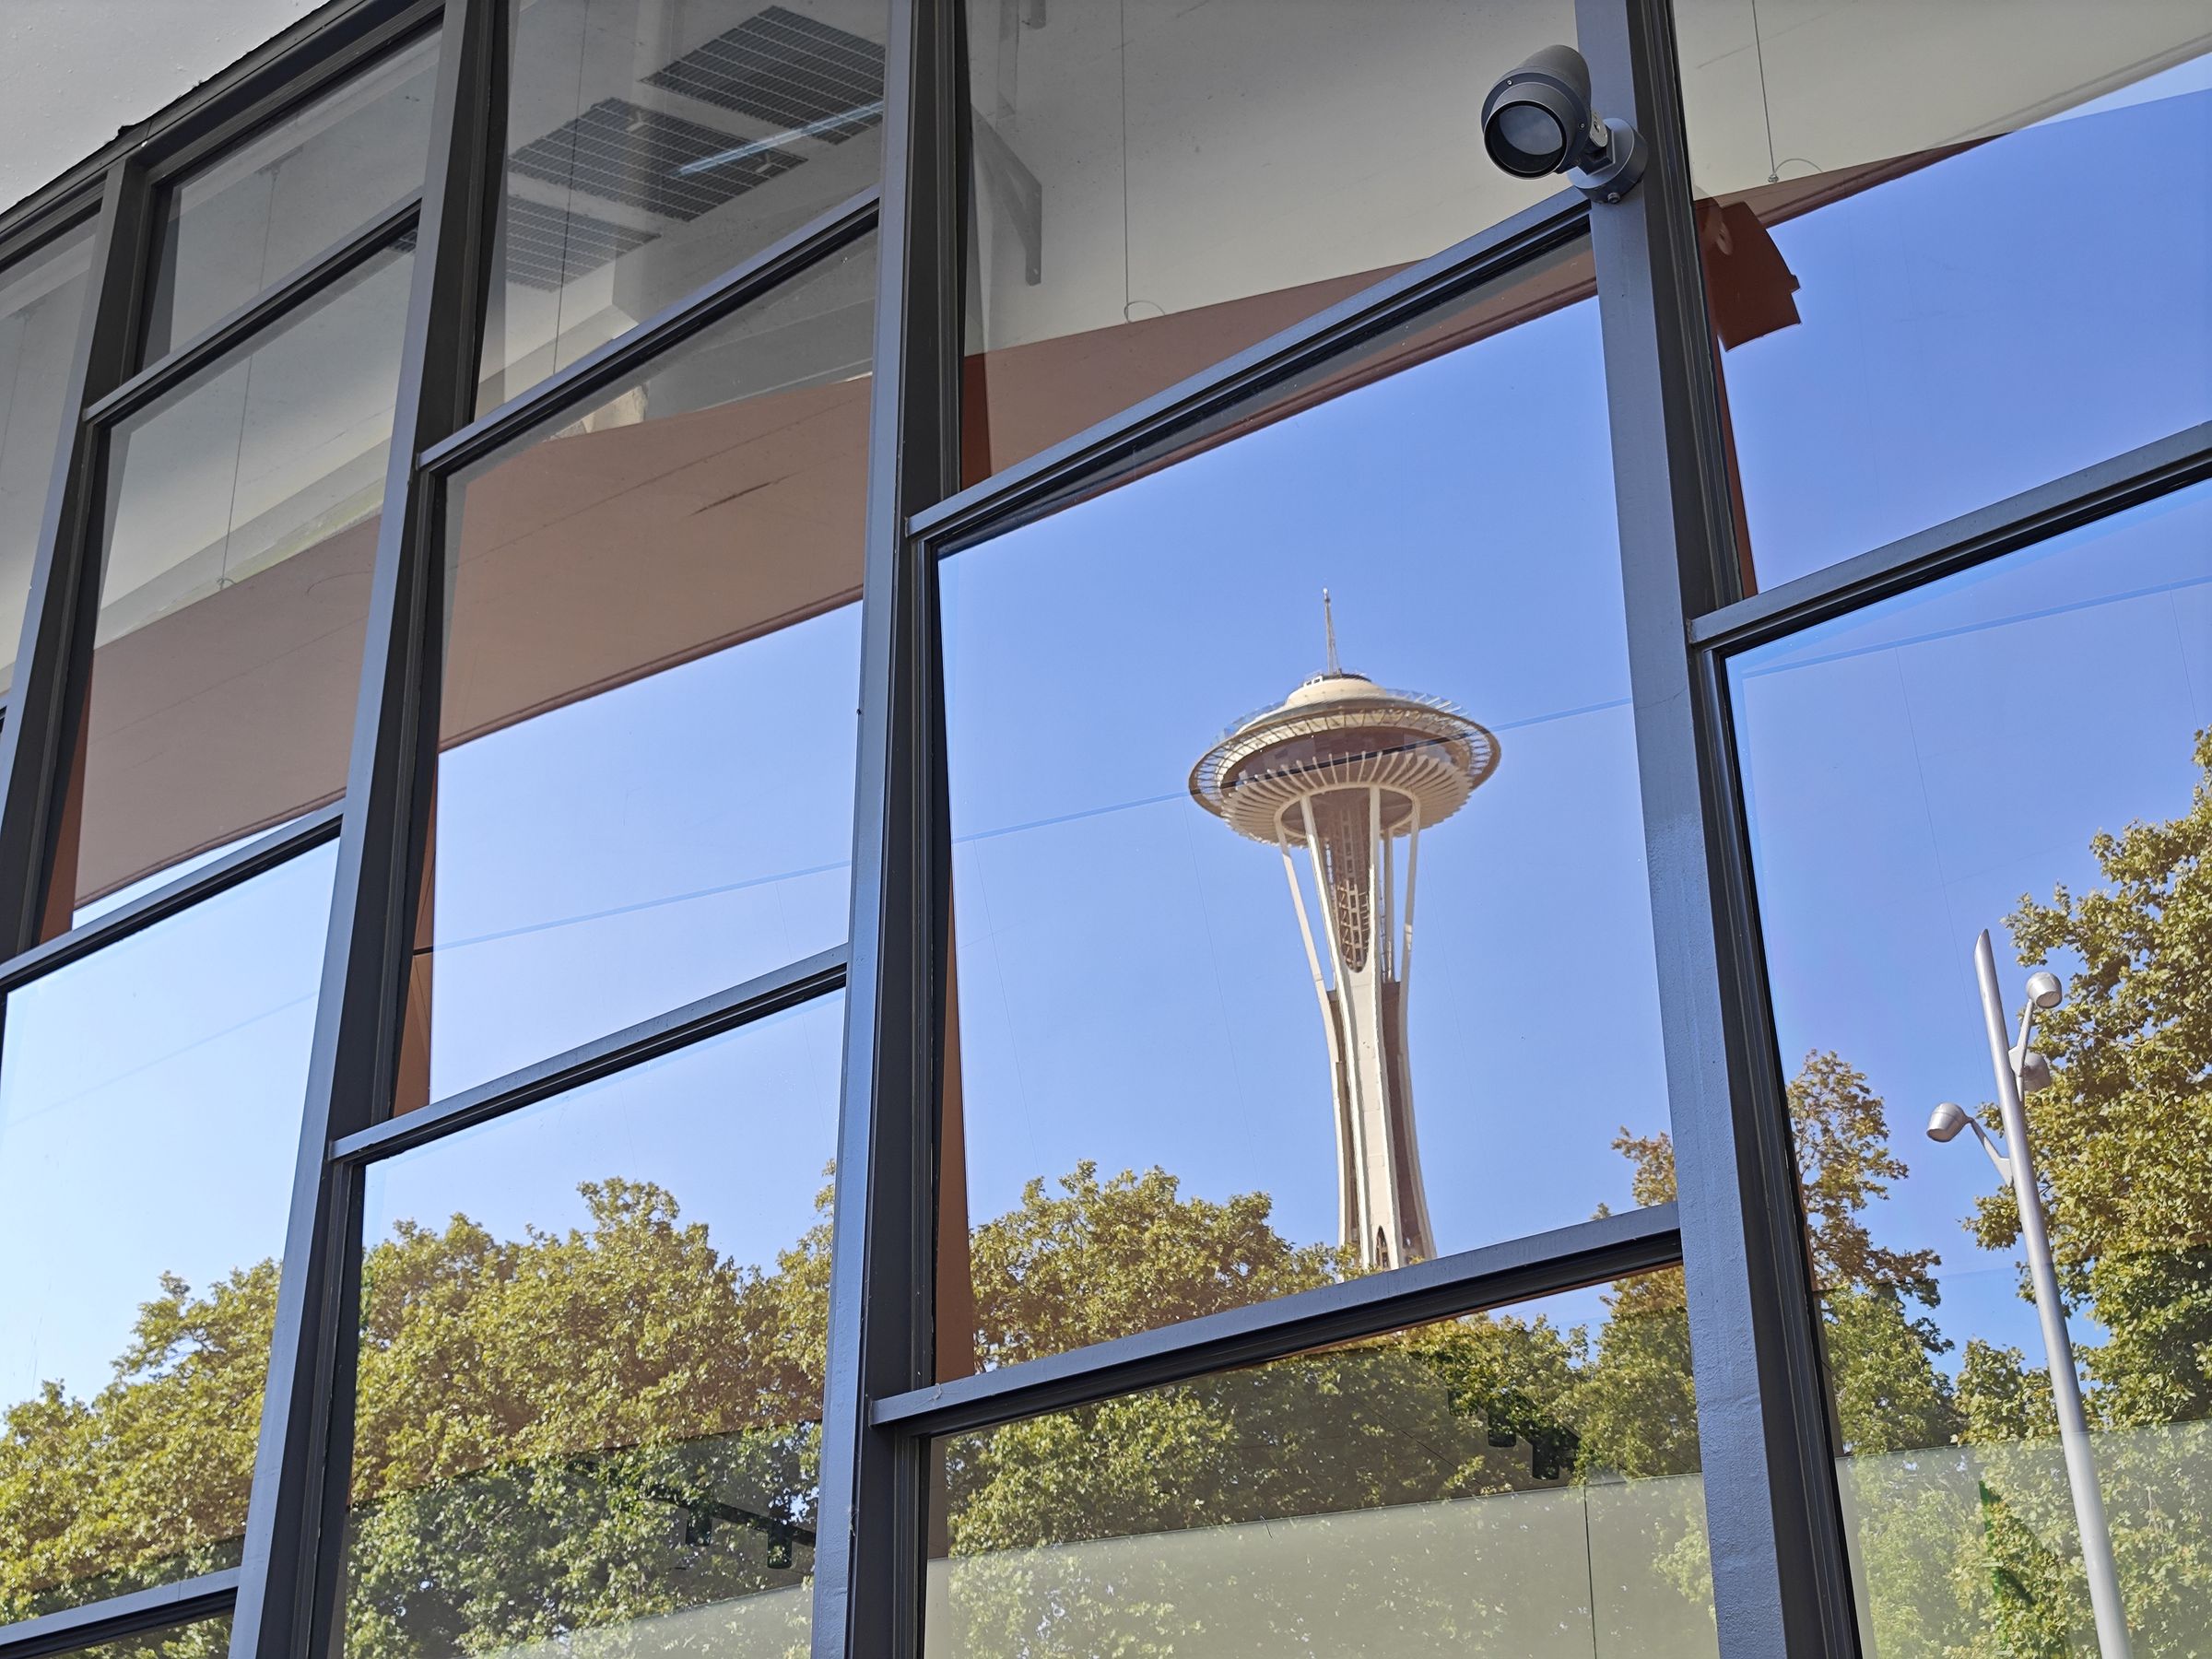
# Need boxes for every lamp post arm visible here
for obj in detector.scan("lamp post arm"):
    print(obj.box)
[1962,1115,2013,1184]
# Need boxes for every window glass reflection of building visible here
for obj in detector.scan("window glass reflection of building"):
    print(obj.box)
[1677,0,2212,592]
[960,0,1583,478]
[938,246,1672,1368]
[342,995,844,1659]
[142,29,441,360]
[0,221,95,695]
[927,1274,1713,1656]
[0,847,338,1624]
[58,243,415,932]
[479,0,888,413]
[401,234,874,1107]
[1732,482,2212,1654]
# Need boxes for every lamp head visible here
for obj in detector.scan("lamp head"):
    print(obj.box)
[1926,1101,1971,1143]
[2017,1049,2053,1094]
[2025,970,2063,1010]
[1480,45,1647,202]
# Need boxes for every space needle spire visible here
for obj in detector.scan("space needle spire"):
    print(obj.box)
[1190,600,1500,1269]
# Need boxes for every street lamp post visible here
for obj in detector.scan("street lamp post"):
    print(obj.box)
[1925,929,2131,1659]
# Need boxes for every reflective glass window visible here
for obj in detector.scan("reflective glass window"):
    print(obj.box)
[342,994,844,1658]
[939,245,1669,1367]
[63,243,413,930]
[928,1272,1712,1654]
[1677,1,2212,592]
[1732,483,2212,1653]
[959,0,1582,479]
[0,847,339,1621]
[0,221,95,693]
[52,1618,233,1659]
[143,31,440,359]
[478,0,887,413]
[403,233,873,1107]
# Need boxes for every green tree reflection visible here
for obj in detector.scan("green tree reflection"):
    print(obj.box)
[5,733,2211,1656]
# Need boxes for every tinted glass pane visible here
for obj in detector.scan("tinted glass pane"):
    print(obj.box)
[0,1,330,217]
[929,1272,1712,1655]
[405,233,872,1106]
[65,244,412,929]
[343,995,843,1658]
[478,0,886,413]
[1732,484,2212,1653]
[55,1617,233,1659]
[143,32,439,360]
[959,0,1582,480]
[940,246,1668,1367]
[1677,1,2212,592]
[0,221,94,693]
[0,847,338,1621]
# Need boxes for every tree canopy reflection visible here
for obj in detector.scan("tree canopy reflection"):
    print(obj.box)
[2,733,2209,1655]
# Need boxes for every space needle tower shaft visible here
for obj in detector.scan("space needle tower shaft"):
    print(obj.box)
[1191,596,1499,1270]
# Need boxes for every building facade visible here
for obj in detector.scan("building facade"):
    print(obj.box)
[0,3,2205,1657]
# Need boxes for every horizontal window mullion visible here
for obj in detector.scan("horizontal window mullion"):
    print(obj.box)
[417,183,883,477]
[0,194,100,276]
[0,802,343,996]
[138,4,445,194]
[908,186,1590,554]
[873,1205,1682,1441]
[1689,419,2212,655]
[84,192,423,428]
[331,945,850,1164]
[0,1570,237,1659]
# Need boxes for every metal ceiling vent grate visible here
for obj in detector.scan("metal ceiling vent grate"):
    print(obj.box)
[646,6,886,143]
[509,98,805,221]
[498,194,658,290]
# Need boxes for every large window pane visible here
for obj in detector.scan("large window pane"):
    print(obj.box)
[929,1271,1712,1656]
[143,31,440,360]
[1732,484,2212,1654]
[53,1618,233,1659]
[342,994,843,1658]
[0,847,338,1622]
[64,244,413,930]
[405,234,872,1107]
[960,0,1582,479]
[1677,1,2212,592]
[939,246,1668,1368]
[0,220,94,693]
[479,0,887,413]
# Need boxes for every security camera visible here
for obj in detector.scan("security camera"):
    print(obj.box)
[1480,45,1647,203]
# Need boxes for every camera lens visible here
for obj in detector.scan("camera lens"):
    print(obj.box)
[1487,98,1569,174]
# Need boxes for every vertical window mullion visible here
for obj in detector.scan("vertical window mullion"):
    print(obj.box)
[226,1,502,1655]
[0,162,156,954]
[1573,0,1858,1654]
[811,0,963,1654]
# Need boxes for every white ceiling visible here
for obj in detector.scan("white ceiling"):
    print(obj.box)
[0,0,328,217]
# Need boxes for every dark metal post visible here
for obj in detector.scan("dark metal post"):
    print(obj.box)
[811,0,963,1652]
[0,164,155,952]
[1575,0,1859,1653]
[228,0,500,1653]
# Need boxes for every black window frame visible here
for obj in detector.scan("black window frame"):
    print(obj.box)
[0,1,2201,1656]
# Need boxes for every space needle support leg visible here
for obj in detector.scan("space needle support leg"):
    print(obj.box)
[1400,804,1422,990]
[1302,793,1373,1263]
[1278,830,1334,1024]
[1279,828,1350,1248]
